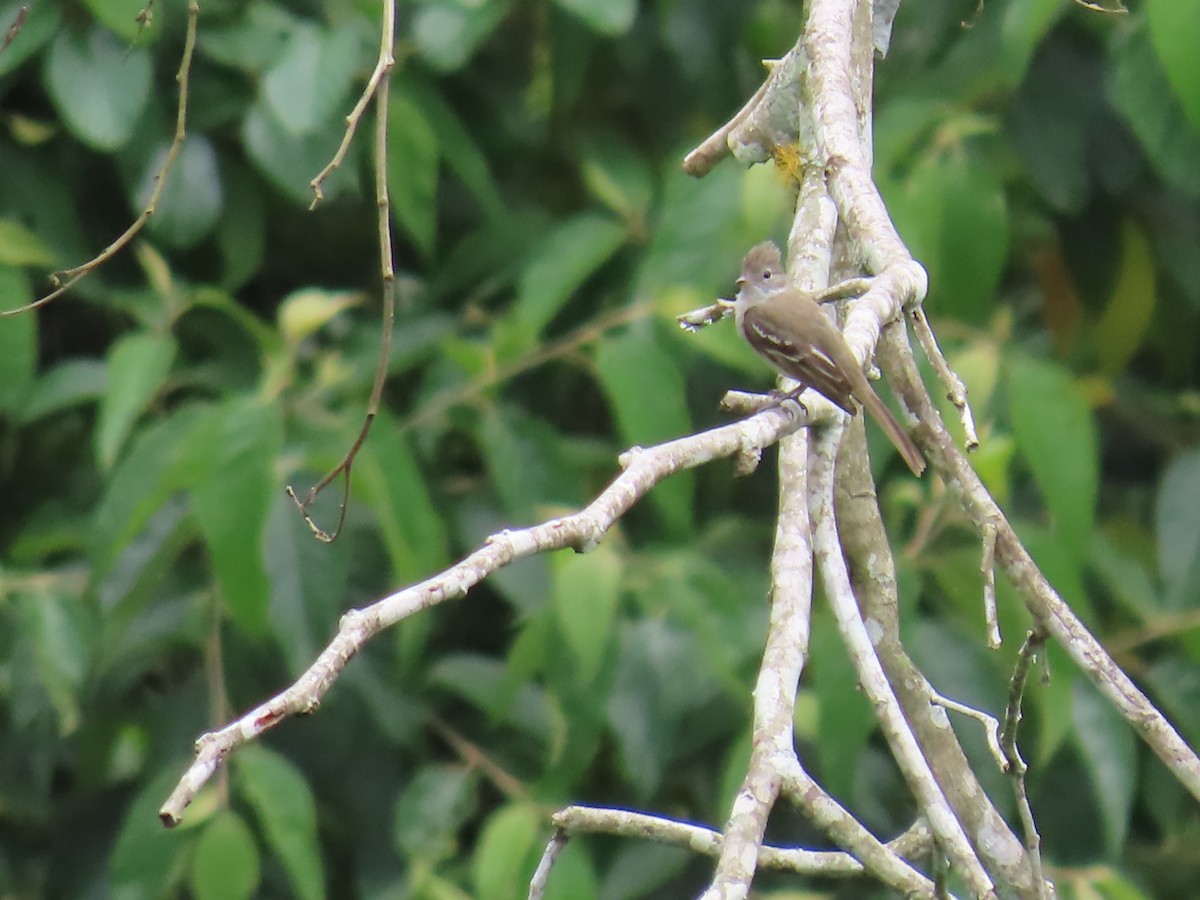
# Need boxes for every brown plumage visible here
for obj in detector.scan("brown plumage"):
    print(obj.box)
[733,241,926,476]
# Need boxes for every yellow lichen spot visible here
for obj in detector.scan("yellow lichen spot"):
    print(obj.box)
[771,143,806,185]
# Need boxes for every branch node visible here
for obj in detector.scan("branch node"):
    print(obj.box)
[617,446,645,469]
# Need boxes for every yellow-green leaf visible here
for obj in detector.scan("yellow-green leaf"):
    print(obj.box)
[1094,223,1156,376]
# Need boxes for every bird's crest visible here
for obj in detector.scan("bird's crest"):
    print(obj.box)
[740,241,783,278]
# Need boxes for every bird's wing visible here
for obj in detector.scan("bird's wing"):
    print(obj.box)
[743,304,857,415]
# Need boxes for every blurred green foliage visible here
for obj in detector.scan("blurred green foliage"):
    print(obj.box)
[1,0,1199,897]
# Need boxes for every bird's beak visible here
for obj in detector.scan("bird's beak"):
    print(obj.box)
[735,276,746,288]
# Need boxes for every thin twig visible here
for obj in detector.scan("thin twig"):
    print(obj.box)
[527,830,568,900]
[308,6,397,208]
[910,307,978,450]
[929,692,1006,771]
[404,302,650,435]
[1,1,199,317]
[1070,0,1127,12]
[1002,631,1049,899]
[0,3,28,54]
[288,0,397,541]
[427,716,527,800]
[682,72,774,177]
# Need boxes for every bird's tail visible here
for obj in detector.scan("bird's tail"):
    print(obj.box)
[858,387,926,477]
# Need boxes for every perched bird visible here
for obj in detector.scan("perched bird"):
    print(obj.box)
[732,241,926,476]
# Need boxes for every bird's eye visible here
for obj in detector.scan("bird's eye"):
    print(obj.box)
[762,270,772,279]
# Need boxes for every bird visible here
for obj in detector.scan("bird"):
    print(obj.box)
[732,240,926,476]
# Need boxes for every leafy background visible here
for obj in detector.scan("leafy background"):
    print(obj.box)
[1,0,1199,897]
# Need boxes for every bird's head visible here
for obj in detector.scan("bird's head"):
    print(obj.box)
[736,241,785,301]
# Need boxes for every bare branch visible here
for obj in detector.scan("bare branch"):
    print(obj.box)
[910,307,979,449]
[550,806,932,883]
[288,0,397,541]
[1,1,199,317]
[1003,632,1049,899]
[528,829,568,900]
[160,405,810,824]
[879,323,1200,802]
[809,419,997,900]
[928,691,1007,772]
[703,409,812,899]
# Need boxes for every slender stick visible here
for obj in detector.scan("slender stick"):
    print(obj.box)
[1,1,199,317]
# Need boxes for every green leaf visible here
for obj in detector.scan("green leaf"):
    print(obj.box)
[263,493,349,675]
[1146,0,1200,137]
[402,77,504,219]
[600,843,690,900]
[542,840,599,900]
[886,152,1007,323]
[1008,356,1098,559]
[0,265,36,414]
[44,26,151,151]
[595,329,694,535]
[136,137,225,249]
[552,0,636,36]
[636,166,741,298]
[471,802,542,900]
[393,766,479,863]
[262,22,363,136]
[190,811,261,900]
[413,0,513,73]
[197,1,298,74]
[387,88,440,257]
[0,219,56,267]
[82,0,154,44]
[1072,679,1136,857]
[606,619,717,798]
[216,162,266,290]
[480,405,581,526]
[1090,529,1159,622]
[1156,448,1200,609]
[810,611,875,800]
[237,746,325,900]
[95,331,177,472]
[1144,656,1200,748]
[277,287,360,346]
[89,406,207,580]
[499,211,627,354]
[1095,223,1156,376]
[17,588,88,734]
[0,0,61,78]
[552,543,622,686]
[580,135,653,225]
[110,766,194,900]
[998,0,1068,86]
[356,412,450,580]
[242,98,350,206]
[429,653,554,740]
[1006,41,1094,212]
[1017,521,1095,627]
[1113,26,1200,197]
[933,158,1008,323]
[189,396,282,635]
